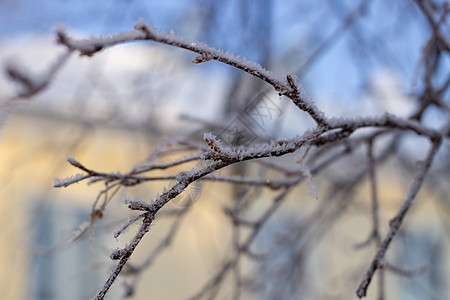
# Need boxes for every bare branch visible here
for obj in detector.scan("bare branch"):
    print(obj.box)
[356,138,442,298]
[367,138,384,300]
[6,49,72,100]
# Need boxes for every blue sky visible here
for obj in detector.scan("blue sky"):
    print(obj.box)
[0,1,188,36]
[1,0,448,125]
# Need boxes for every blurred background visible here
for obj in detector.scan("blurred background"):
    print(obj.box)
[0,0,449,299]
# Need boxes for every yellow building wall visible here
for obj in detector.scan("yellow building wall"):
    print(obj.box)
[0,111,234,299]
[1,110,448,299]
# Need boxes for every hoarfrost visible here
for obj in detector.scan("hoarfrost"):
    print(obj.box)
[114,214,144,239]
[54,173,88,187]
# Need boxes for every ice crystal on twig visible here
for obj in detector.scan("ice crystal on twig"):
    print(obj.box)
[54,173,88,188]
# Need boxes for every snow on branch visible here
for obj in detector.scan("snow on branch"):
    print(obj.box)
[56,19,284,89]
[124,195,155,212]
[327,113,441,140]
[114,213,146,239]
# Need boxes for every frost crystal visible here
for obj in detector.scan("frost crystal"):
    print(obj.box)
[114,214,144,238]
[66,155,77,164]
[54,173,87,188]
[110,248,126,260]
[175,171,189,182]
[125,195,144,205]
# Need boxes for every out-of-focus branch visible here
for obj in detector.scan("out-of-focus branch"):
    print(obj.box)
[121,207,190,297]
[356,137,442,298]
[367,138,384,300]
[384,262,429,277]
[188,189,292,300]
[50,103,444,299]
[298,0,369,74]
[6,49,73,100]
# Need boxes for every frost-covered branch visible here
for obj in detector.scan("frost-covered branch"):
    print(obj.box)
[49,104,445,299]
[96,212,154,300]
[7,5,448,298]
[120,207,190,297]
[54,19,328,126]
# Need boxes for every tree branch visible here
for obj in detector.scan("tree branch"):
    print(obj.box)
[356,137,442,298]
